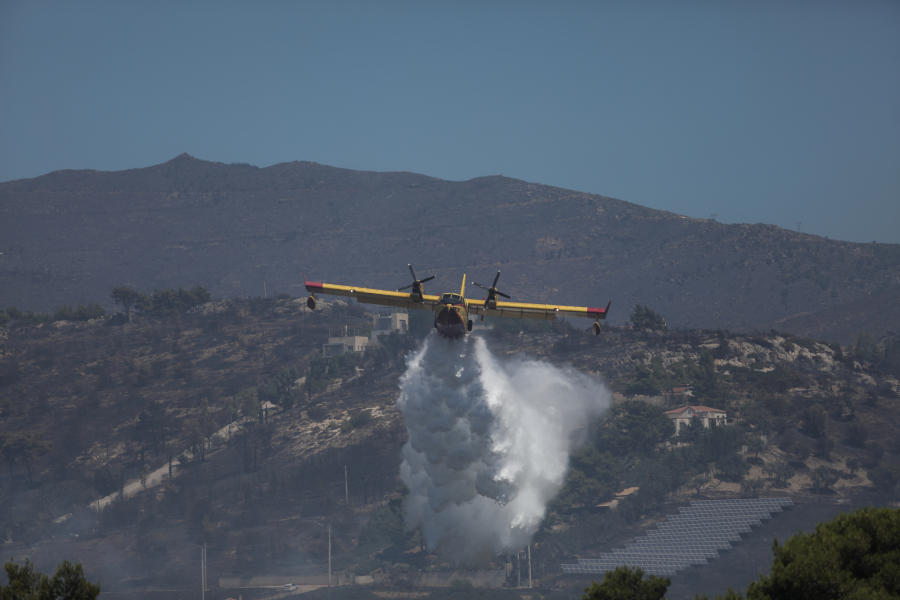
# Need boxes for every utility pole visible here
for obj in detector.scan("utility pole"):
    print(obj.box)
[528,544,532,588]
[201,543,206,600]
[345,465,349,506]
[328,523,332,588]
[517,550,521,587]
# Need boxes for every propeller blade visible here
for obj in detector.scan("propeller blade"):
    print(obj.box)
[408,264,416,280]
[398,284,414,291]
[492,271,501,287]
[472,282,489,290]
[419,275,436,283]
[496,291,511,299]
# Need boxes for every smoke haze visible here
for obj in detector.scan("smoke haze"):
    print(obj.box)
[398,334,612,562]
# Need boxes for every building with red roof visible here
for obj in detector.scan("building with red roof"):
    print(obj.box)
[664,405,727,434]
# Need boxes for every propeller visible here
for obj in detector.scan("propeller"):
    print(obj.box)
[397,264,435,297]
[471,271,510,307]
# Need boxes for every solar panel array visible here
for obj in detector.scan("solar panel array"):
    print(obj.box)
[561,498,793,577]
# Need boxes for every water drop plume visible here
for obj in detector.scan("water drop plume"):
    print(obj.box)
[398,333,611,563]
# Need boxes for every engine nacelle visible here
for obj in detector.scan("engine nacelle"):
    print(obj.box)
[307,295,316,310]
[592,321,601,336]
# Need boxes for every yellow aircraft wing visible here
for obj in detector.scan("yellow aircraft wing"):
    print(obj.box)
[304,279,440,311]
[466,299,611,321]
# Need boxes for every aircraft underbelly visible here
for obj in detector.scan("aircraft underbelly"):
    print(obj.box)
[435,305,467,338]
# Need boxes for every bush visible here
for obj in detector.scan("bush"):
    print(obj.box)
[846,422,868,447]
[852,332,882,365]
[94,465,119,496]
[629,305,667,330]
[803,405,828,438]
[764,461,795,486]
[350,410,372,428]
[5,306,52,326]
[52,302,106,322]
[149,285,211,315]
[716,452,750,482]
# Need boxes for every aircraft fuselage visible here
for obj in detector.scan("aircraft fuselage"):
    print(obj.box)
[434,293,469,338]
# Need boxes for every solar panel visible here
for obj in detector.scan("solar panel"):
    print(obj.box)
[560,498,793,577]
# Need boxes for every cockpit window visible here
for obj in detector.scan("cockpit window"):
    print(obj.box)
[439,293,463,305]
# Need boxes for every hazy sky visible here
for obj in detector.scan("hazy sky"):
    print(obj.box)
[2,1,898,244]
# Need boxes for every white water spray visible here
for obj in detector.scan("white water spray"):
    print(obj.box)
[398,333,612,563]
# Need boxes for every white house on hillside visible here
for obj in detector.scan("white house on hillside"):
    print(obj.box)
[665,405,728,434]
[323,326,369,357]
[370,311,409,344]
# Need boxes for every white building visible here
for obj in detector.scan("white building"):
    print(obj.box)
[323,326,369,357]
[665,405,728,434]
[369,311,409,344]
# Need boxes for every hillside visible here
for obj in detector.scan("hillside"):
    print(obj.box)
[0,298,898,596]
[2,154,900,342]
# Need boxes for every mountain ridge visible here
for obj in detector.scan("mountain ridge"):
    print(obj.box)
[2,155,898,343]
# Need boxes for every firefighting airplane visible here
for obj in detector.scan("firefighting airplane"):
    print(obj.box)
[304,265,610,338]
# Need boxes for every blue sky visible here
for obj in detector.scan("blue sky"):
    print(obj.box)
[2,1,898,243]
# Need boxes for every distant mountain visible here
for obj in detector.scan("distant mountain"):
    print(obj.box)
[2,154,899,343]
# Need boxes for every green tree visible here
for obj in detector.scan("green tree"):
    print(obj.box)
[810,466,839,499]
[763,461,795,487]
[94,465,118,496]
[595,400,675,457]
[149,285,210,316]
[265,365,300,409]
[582,565,669,600]
[879,338,900,377]
[815,435,835,461]
[236,388,259,419]
[748,507,900,600]
[852,331,882,365]
[624,364,663,396]
[110,286,143,320]
[553,447,622,510]
[693,352,719,399]
[741,477,765,497]
[1,558,100,599]
[678,417,708,443]
[135,401,168,457]
[803,404,828,438]
[182,399,218,462]
[746,436,766,459]
[691,474,710,495]
[716,452,750,482]
[629,305,667,331]
[5,307,52,326]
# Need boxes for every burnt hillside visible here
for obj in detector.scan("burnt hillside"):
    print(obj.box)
[0,300,898,595]
[2,154,899,342]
